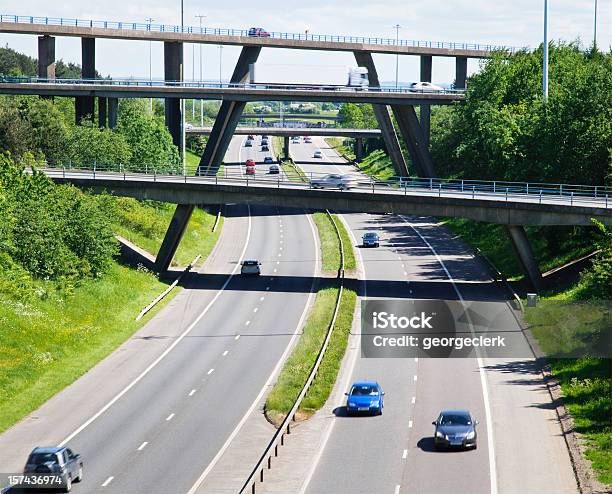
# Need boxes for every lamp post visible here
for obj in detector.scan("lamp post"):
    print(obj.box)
[146,17,154,113]
[180,0,186,173]
[394,24,401,88]
[218,45,223,85]
[195,14,207,127]
[594,0,598,48]
[543,0,548,102]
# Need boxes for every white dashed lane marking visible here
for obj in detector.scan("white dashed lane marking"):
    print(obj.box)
[222,350,229,357]
[402,449,408,459]
[137,441,148,451]
[189,389,196,396]
[207,368,215,375]
[102,477,114,487]
[166,413,175,421]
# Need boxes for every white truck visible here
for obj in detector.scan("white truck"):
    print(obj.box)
[248,63,369,89]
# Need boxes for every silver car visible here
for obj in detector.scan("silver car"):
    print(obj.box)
[310,173,357,190]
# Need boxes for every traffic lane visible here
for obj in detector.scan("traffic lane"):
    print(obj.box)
[405,219,577,494]
[89,205,316,494]
[0,204,251,480]
[290,137,354,176]
[241,134,283,179]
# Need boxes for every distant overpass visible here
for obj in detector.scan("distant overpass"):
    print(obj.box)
[0,78,464,106]
[0,14,524,58]
[186,127,381,138]
[41,168,612,227]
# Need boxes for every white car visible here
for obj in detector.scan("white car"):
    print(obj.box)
[310,173,357,190]
[313,149,323,158]
[408,81,445,92]
[241,260,261,275]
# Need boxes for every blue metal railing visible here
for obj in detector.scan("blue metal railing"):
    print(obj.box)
[0,76,467,96]
[0,14,528,53]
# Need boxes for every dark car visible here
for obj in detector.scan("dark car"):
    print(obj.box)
[269,164,280,174]
[248,27,270,37]
[241,259,261,275]
[263,156,274,164]
[261,144,269,152]
[247,134,255,140]
[432,409,478,450]
[345,380,384,415]
[362,232,380,247]
[245,140,253,147]
[23,446,83,492]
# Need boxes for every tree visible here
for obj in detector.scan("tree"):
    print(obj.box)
[67,121,132,167]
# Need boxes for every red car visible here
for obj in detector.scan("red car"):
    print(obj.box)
[248,27,270,37]
[245,159,256,166]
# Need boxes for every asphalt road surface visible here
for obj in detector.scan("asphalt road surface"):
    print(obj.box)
[291,136,577,494]
[0,136,317,494]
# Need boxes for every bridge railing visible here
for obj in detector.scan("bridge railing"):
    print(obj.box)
[36,161,612,207]
[0,75,466,95]
[0,14,527,53]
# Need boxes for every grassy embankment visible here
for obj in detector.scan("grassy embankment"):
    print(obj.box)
[265,212,356,424]
[185,149,224,177]
[326,138,396,180]
[0,198,223,433]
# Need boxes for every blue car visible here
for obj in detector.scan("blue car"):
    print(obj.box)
[362,231,380,247]
[345,381,384,415]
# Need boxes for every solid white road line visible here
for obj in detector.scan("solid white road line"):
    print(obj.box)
[137,441,148,451]
[400,216,498,494]
[186,213,320,494]
[166,413,175,421]
[101,477,114,487]
[57,206,254,448]
[298,213,365,494]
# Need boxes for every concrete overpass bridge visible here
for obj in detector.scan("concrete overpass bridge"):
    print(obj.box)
[40,166,611,290]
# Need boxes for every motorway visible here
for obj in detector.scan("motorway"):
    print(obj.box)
[287,137,577,494]
[0,137,316,493]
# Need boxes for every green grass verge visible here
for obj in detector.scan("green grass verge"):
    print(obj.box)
[442,218,594,279]
[525,295,612,487]
[265,212,357,424]
[111,198,223,267]
[185,149,224,176]
[0,262,172,433]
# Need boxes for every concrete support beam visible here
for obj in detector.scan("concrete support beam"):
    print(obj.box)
[283,136,290,159]
[506,225,543,291]
[164,42,183,148]
[391,105,436,178]
[353,50,409,177]
[108,97,118,129]
[154,204,195,273]
[75,37,95,123]
[98,97,107,128]
[355,137,365,161]
[197,46,261,176]
[37,35,55,79]
[420,55,432,147]
[455,56,467,89]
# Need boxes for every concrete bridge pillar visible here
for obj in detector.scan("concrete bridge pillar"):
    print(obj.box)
[354,137,365,162]
[353,51,409,177]
[420,55,432,147]
[506,225,543,291]
[455,56,467,89]
[391,105,436,178]
[98,97,107,128]
[37,35,55,79]
[75,37,96,123]
[108,98,118,129]
[283,136,290,159]
[164,42,183,148]
[156,46,261,273]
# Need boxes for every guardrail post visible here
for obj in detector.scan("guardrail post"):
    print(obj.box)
[429,178,433,190]
[267,457,271,469]
[606,194,608,208]
[493,181,496,193]
[438,182,441,197]
[62,165,65,179]
[472,185,475,198]
[539,189,542,204]
[461,179,464,192]
[560,184,563,196]
[571,191,574,205]
[526,183,529,195]
[594,186,598,198]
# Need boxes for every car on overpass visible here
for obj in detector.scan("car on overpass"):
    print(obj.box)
[362,232,380,247]
[432,409,478,450]
[304,136,312,143]
[345,381,384,415]
[409,81,445,92]
[23,446,83,492]
[248,27,271,37]
[310,173,357,190]
[240,260,261,275]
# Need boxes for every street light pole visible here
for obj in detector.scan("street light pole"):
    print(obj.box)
[594,0,598,48]
[195,14,207,127]
[394,24,401,88]
[146,17,154,113]
[218,45,223,85]
[180,0,186,173]
[543,0,549,102]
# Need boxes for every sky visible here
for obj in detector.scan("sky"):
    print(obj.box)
[0,0,609,85]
